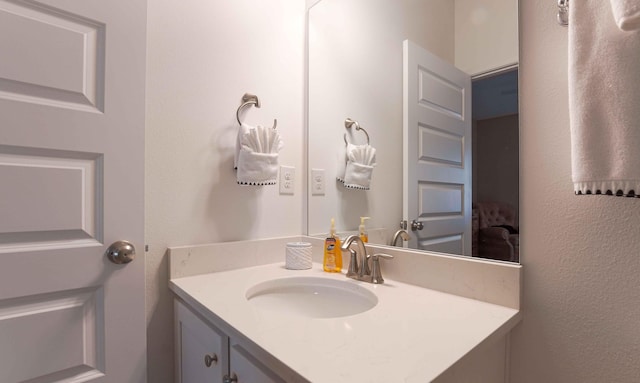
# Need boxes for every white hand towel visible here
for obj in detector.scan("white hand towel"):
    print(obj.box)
[236,124,283,185]
[234,122,251,169]
[337,143,377,190]
[610,0,640,31]
[569,0,640,197]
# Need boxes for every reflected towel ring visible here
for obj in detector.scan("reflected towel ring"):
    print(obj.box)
[557,0,569,26]
[236,93,277,129]
[343,118,370,145]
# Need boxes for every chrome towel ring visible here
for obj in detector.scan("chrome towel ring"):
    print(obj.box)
[343,118,370,145]
[236,93,277,129]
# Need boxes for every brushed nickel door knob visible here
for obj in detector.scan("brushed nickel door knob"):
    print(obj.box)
[411,220,424,231]
[105,240,136,264]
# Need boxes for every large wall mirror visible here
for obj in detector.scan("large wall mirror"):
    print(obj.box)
[307,0,520,263]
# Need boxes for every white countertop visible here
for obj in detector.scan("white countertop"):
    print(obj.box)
[170,262,521,383]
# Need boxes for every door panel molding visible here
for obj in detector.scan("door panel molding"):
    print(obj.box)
[0,0,105,112]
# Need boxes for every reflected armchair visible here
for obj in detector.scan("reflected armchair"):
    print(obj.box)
[473,201,519,262]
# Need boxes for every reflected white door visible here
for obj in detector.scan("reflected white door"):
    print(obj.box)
[0,0,146,382]
[403,40,472,255]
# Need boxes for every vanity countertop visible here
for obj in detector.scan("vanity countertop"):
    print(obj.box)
[170,262,521,383]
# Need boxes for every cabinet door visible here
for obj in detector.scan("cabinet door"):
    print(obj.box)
[176,300,229,383]
[229,341,286,383]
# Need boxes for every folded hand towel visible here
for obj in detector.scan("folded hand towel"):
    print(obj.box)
[234,123,251,170]
[569,0,640,197]
[236,124,283,185]
[610,0,640,31]
[337,143,377,190]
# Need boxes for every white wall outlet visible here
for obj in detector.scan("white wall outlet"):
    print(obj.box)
[279,165,295,195]
[311,168,325,195]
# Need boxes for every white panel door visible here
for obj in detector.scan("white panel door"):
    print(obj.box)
[403,40,472,256]
[0,0,146,382]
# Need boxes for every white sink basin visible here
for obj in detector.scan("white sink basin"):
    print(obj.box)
[246,276,377,319]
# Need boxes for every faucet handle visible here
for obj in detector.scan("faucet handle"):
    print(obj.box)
[370,253,394,284]
[346,248,359,278]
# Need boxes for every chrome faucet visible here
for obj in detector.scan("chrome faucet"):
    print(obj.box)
[341,235,393,284]
[390,229,411,247]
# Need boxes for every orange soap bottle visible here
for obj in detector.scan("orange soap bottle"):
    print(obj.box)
[323,218,342,272]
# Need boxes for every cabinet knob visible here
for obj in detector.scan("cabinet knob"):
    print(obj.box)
[223,373,238,383]
[204,353,218,367]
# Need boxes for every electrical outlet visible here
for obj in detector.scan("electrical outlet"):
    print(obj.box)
[311,168,325,195]
[279,166,295,195]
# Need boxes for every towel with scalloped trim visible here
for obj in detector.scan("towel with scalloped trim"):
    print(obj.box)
[569,0,640,197]
[236,123,283,185]
[610,0,640,31]
[337,143,376,190]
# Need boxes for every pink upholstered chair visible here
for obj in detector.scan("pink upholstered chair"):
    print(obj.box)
[473,201,519,262]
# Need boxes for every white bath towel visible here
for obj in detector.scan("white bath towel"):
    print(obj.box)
[610,0,640,31]
[236,124,283,185]
[569,0,640,196]
[337,143,377,190]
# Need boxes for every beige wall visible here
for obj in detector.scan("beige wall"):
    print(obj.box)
[145,1,305,381]
[512,1,640,382]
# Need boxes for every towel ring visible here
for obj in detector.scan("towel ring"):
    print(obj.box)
[557,0,568,26]
[343,118,370,145]
[236,93,277,129]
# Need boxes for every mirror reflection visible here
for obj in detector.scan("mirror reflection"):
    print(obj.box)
[307,0,519,263]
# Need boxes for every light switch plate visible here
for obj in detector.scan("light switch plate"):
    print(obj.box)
[311,168,325,195]
[279,166,295,195]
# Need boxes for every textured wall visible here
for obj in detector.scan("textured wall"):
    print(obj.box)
[145,1,305,381]
[511,1,640,382]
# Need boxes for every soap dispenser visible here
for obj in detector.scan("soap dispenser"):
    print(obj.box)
[359,216,370,243]
[323,218,342,272]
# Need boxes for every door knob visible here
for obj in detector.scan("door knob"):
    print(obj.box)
[105,240,136,264]
[410,220,424,231]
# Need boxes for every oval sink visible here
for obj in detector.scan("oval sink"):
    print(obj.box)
[246,277,377,319]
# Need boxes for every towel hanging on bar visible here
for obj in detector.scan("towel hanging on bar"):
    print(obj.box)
[568,0,640,198]
[337,118,377,190]
[233,93,282,186]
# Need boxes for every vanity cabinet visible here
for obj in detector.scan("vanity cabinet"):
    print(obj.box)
[170,260,520,383]
[175,300,228,383]
[175,300,302,383]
